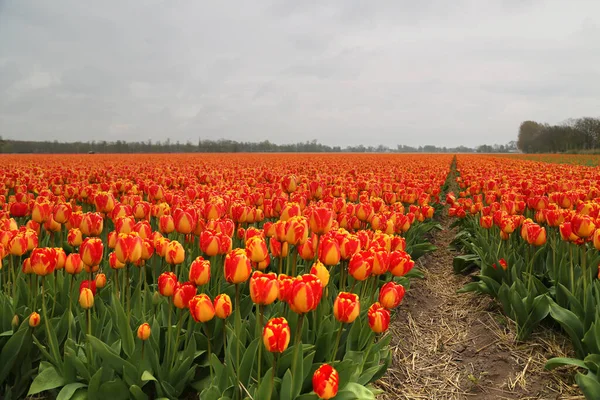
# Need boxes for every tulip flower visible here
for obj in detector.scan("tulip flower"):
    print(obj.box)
[29,312,41,328]
[189,256,211,286]
[310,261,330,288]
[137,322,151,340]
[158,272,178,297]
[214,294,232,319]
[312,364,339,400]
[30,247,58,276]
[318,236,341,266]
[224,248,252,284]
[367,302,390,333]
[245,235,268,263]
[79,287,95,309]
[173,282,196,309]
[348,250,373,281]
[115,232,143,264]
[263,317,291,353]
[189,294,215,322]
[249,271,279,305]
[165,240,185,265]
[379,282,405,309]
[333,292,360,323]
[288,274,323,314]
[80,237,104,267]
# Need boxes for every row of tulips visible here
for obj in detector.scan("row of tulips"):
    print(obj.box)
[448,155,600,399]
[0,153,450,399]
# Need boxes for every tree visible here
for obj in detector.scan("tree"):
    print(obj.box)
[517,121,543,153]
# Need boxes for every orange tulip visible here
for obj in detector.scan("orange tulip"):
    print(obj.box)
[245,236,268,263]
[80,237,103,267]
[310,261,330,287]
[214,294,233,319]
[137,323,151,340]
[224,249,252,284]
[29,312,41,328]
[30,247,58,276]
[115,233,143,264]
[263,317,291,353]
[312,364,339,400]
[189,256,211,286]
[348,250,373,281]
[79,287,95,309]
[173,282,196,309]
[367,302,390,333]
[333,292,360,323]
[388,251,414,277]
[158,272,178,297]
[379,282,405,309]
[249,271,279,305]
[165,240,185,265]
[318,236,341,266]
[80,212,104,236]
[288,274,323,314]
[189,294,215,322]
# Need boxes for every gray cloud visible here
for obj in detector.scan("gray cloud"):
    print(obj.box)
[1,0,599,147]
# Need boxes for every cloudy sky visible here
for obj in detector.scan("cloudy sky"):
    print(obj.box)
[1,1,599,148]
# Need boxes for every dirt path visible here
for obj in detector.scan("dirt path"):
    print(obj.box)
[377,214,583,400]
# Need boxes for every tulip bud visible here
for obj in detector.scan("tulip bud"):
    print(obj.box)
[79,287,95,309]
[173,282,196,309]
[312,364,339,400]
[165,240,185,265]
[67,229,83,248]
[288,274,323,314]
[158,272,178,297]
[13,314,21,328]
[224,249,252,284]
[310,261,330,288]
[30,247,58,276]
[245,236,268,263]
[80,237,104,267]
[249,271,279,305]
[333,292,360,323]
[28,312,40,328]
[214,294,232,319]
[378,282,405,309]
[318,237,341,266]
[189,256,211,286]
[189,294,215,322]
[95,273,107,288]
[348,251,373,281]
[137,322,151,340]
[263,317,291,353]
[367,302,390,333]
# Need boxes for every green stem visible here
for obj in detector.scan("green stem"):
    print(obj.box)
[68,275,74,341]
[331,322,344,362]
[256,305,264,387]
[235,284,242,398]
[291,313,305,379]
[166,299,173,364]
[115,269,120,300]
[170,310,184,368]
[202,324,214,379]
[291,247,298,276]
[126,266,131,323]
[52,274,57,317]
[582,244,588,310]
[570,245,575,292]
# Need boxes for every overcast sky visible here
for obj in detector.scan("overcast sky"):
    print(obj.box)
[1,1,599,148]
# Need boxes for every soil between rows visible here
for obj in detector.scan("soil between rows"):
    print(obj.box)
[377,214,583,400]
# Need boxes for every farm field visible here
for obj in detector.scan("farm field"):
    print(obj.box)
[0,152,597,399]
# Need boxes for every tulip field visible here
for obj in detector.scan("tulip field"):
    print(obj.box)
[0,153,449,400]
[448,154,600,399]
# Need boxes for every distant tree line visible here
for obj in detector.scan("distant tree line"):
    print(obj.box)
[517,117,600,153]
[0,137,514,154]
